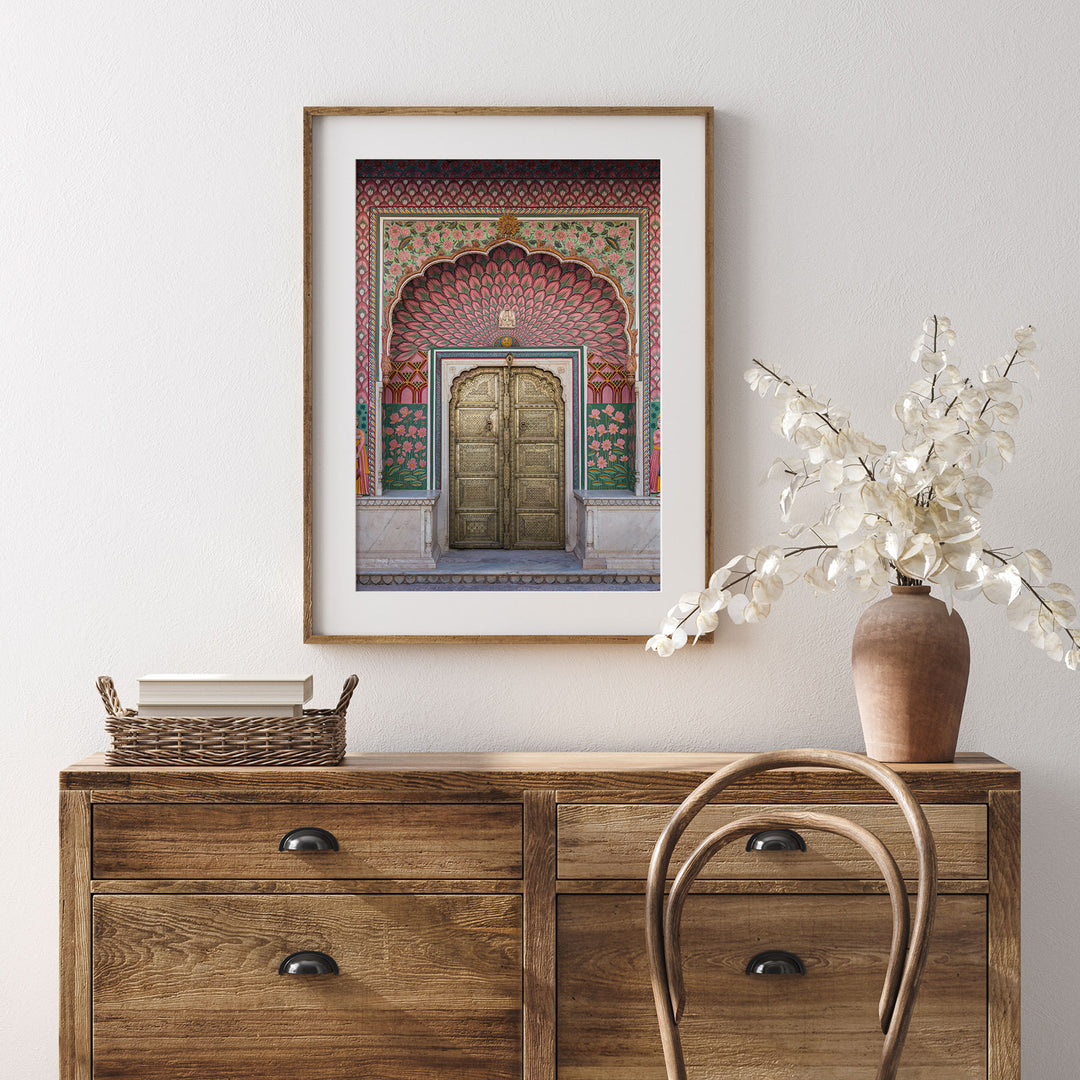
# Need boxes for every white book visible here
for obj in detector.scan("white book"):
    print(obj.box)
[136,703,306,718]
[138,674,314,706]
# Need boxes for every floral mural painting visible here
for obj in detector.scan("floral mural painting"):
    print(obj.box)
[586,404,634,489]
[380,404,428,490]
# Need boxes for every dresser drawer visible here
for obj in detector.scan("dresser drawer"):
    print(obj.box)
[93,803,523,879]
[557,893,986,1078]
[558,803,986,880]
[93,893,522,1079]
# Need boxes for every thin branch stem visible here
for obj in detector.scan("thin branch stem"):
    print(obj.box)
[894,567,923,587]
[978,348,1020,419]
[670,569,756,632]
[752,359,875,480]
[984,548,1078,649]
[675,546,842,633]
[928,315,939,404]
[942,377,972,416]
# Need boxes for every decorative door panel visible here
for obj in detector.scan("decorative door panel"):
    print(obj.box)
[516,442,560,474]
[509,368,564,549]
[450,365,565,550]
[449,370,502,549]
[513,479,562,548]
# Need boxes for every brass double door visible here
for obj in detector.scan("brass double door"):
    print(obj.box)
[449,365,565,550]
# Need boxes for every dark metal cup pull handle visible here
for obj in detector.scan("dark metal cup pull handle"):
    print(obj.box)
[278,951,339,975]
[745,829,806,852]
[746,950,805,976]
[278,827,339,852]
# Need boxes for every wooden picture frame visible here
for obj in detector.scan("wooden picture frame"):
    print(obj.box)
[304,107,713,642]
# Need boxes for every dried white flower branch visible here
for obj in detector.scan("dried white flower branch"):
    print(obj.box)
[647,317,1080,669]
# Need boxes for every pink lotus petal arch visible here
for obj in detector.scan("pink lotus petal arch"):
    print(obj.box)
[384,242,635,390]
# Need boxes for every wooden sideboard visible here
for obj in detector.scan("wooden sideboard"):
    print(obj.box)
[60,752,1019,1079]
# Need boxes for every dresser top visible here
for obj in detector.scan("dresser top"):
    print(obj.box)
[60,751,1018,802]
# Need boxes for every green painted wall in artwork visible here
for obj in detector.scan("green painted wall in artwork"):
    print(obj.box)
[382,403,428,490]
[586,403,635,489]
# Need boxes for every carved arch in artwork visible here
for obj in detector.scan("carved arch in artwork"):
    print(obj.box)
[382,241,638,392]
[373,242,644,497]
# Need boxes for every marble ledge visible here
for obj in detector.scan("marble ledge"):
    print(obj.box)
[357,490,440,507]
[573,489,660,506]
[573,489,660,571]
[356,492,440,569]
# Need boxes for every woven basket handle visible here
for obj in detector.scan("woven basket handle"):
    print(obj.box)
[96,675,124,717]
[334,675,359,716]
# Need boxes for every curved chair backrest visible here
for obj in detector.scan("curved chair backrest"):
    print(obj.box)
[645,749,937,1080]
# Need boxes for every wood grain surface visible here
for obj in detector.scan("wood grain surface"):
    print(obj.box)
[93,802,522,879]
[988,788,1021,1079]
[59,791,91,1080]
[93,893,522,1079]
[554,877,988,896]
[524,791,558,1080]
[559,802,985,880]
[558,893,987,1079]
[91,877,527,895]
[61,752,1018,806]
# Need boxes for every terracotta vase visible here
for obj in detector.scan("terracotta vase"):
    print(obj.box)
[851,585,970,763]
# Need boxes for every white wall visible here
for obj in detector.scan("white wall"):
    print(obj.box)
[3,1,1077,1073]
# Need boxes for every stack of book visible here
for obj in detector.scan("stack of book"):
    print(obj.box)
[136,675,314,718]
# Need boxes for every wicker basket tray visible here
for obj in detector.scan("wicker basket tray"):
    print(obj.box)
[96,675,357,766]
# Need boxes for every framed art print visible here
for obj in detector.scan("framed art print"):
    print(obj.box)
[304,107,712,641]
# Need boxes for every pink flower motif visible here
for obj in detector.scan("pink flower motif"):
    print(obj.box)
[616,437,626,447]
[389,412,401,424]
[597,456,608,468]
[604,404,615,415]
[395,425,406,436]
[614,410,625,422]
[402,440,413,453]
[396,455,405,464]
[590,439,601,450]
[388,439,399,450]
[601,439,612,450]
[406,458,417,470]
[407,425,418,436]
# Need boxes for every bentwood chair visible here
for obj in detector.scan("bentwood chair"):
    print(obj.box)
[645,749,938,1080]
